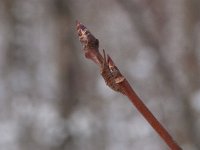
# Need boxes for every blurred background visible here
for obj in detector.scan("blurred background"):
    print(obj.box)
[0,0,200,150]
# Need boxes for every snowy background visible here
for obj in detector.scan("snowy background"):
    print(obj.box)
[0,0,200,150]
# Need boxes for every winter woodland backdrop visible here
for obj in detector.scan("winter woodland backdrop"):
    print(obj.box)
[0,0,200,150]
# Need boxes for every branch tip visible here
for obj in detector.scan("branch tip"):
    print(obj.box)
[75,21,182,150]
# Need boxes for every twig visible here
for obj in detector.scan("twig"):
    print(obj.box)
[76,21,182,150]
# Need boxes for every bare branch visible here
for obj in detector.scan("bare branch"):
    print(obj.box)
[76,21,182,150]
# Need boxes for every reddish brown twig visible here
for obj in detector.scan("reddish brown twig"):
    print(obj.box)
[76,21,182,150]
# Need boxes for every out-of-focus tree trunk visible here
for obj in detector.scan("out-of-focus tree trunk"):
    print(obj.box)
[0,0,80,150]
[162,0,200,149]
[117,0,200,149]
